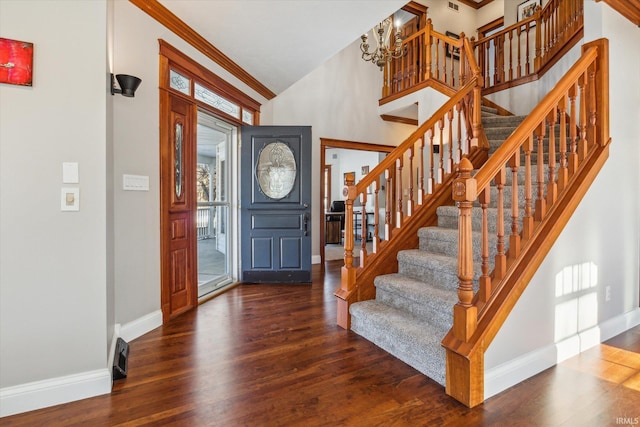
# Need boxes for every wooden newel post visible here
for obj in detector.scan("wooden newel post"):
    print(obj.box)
[452,158,477,342]
[336,172,357,329]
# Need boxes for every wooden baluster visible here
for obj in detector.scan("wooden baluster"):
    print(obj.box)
[559,0,567,44]
[396,158,403,227]
[493,34,499,84]
[526,23,532,76]
[447,108,454,174]
[509,151,521,260]
[456,102,463,163]
[407,147,414,217]
[382,60,390,98]
[508,31,514,82]
[418,137,425,205]
[435,38,441,81]
[472,85,482,149]
[535,122,547,221]
[478,187,491,304]
[568,82,579,175]
[462,95,471,154]
[458,34,466,87]
[373,179,380,252]
[438,118,445,183]
[494,167,507,281]
[522,135,534,240]
[588,66,597,147]
[428,127,435,194]
[359,193,368,266]
[534,11,542,72]
[385,169,392,238]
[517,26,523,78]
[544,9,550,61]
[577,72,588,161]
[417,33,424,85]
[558,96,569,191]
[485,41,491,87]
[546,109,558,205]
[452,158,477,342]
[425,19,433,80]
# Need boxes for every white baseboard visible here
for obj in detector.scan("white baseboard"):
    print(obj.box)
[0,311,163,418]
[485,308,640,400]
[0,369,111,418]
[312,255,322,265]
[119,310,162,342]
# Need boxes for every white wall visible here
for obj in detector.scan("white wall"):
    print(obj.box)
[263,40,415,261]
[485,1,640,399]
[0,0,111,414]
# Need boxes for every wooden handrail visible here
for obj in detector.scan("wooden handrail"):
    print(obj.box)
[474,46,598,191]
[444,38,609,407]
[356,80,479,197]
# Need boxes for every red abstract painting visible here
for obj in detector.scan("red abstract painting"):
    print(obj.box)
[0,37,34,86]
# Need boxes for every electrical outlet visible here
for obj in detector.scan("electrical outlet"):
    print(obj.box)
[605,286,611,302]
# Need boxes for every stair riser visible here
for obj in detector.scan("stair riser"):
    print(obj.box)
[350,302,447,386]
[419,231,502,261]
[397,255,483,289]
[376,288,453,327]
[482,115,526,126]
[435,206,525,234]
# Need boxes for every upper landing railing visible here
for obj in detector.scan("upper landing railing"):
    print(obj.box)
[382,0,584,100]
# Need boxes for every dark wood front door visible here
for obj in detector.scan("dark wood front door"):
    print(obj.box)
[240,126,312,283]
[160,91,197,321]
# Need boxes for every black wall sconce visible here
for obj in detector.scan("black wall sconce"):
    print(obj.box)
[111,73,142,97]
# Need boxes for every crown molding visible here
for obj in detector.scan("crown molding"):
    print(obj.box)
[129,0,277,100]
[456,0,495,10]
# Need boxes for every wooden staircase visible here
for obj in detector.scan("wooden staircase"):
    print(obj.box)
[335,0,611,408]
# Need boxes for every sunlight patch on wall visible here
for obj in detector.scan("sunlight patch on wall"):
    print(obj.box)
[554,262,601,362]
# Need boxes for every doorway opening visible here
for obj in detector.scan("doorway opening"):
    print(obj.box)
[196,111,236,298]
[319,138,394,263]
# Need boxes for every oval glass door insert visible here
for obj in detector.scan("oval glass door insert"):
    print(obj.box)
[256,141,296,200]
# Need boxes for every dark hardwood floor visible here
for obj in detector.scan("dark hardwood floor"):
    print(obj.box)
[3,261,639,426]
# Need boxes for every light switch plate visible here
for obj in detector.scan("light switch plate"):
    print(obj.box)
[62,162,79,184]
[123,174,149,191]
[61,188,80,211]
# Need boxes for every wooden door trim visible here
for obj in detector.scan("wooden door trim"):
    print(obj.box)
[159,41,260,322]
[319,138,394,264]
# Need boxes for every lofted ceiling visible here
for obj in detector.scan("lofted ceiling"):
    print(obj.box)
[157,0,410,96]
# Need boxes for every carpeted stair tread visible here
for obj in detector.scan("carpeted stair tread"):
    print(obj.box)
[350,300,448,385]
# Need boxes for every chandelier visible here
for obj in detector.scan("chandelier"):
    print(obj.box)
[360,17,404,70]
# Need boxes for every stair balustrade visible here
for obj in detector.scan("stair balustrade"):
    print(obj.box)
[473,0,583,94]
[335,37,484,329]
[383,19,471,100]
[444,38,610,407]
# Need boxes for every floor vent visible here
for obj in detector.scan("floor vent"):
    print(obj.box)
[113,337,129,381]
